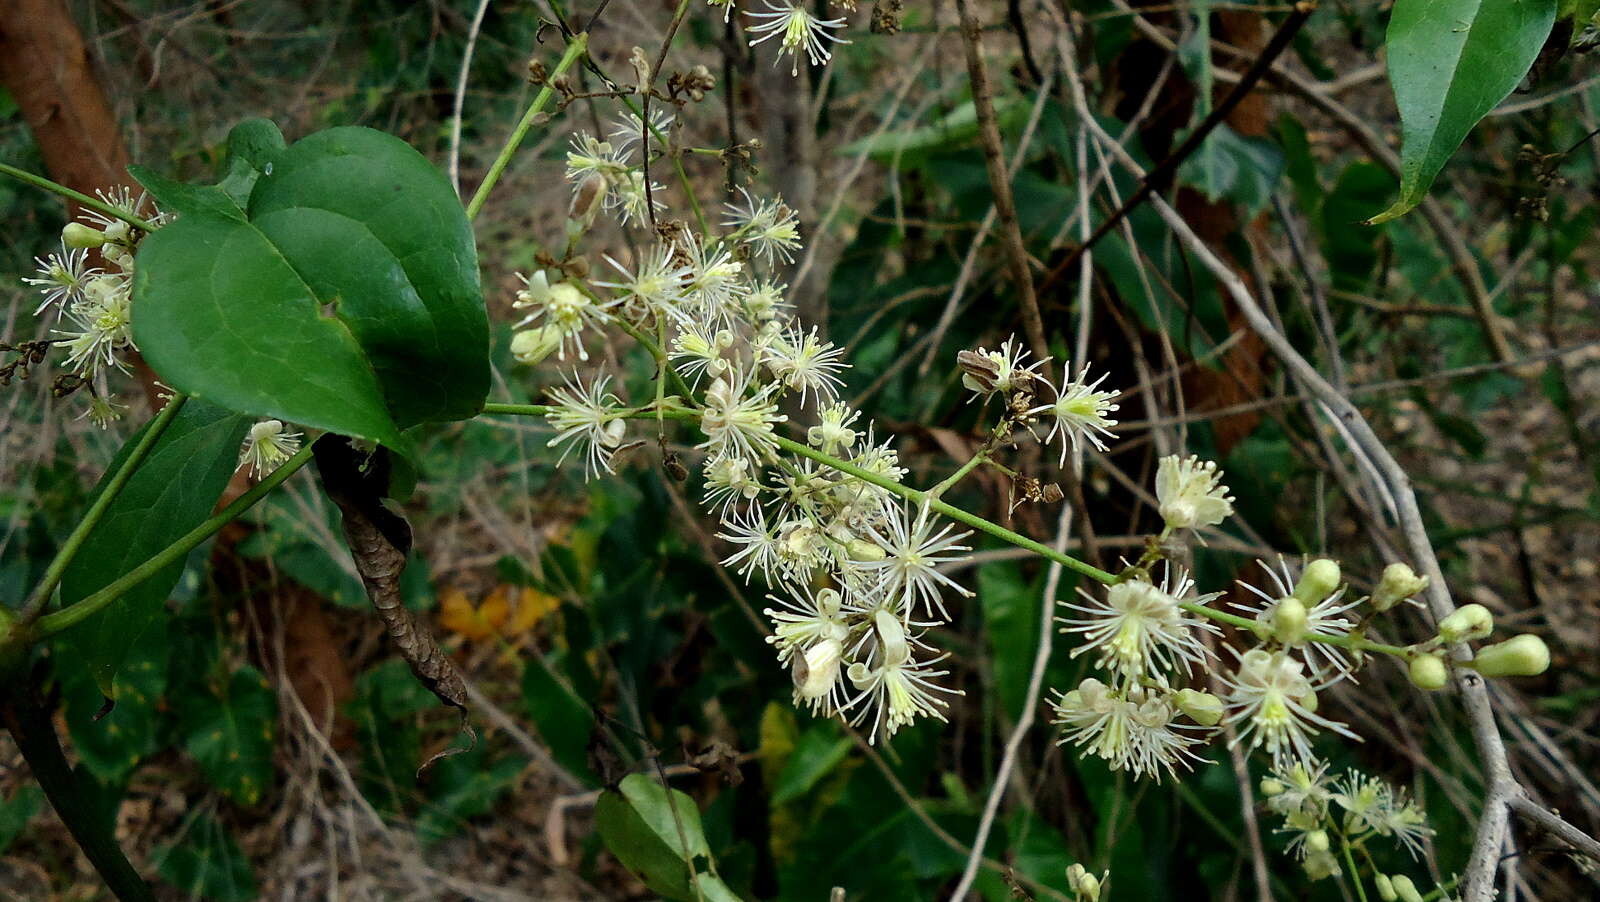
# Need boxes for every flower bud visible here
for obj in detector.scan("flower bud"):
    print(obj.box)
[1407,653,1448,690]
[1437,604,1493,643]
[794,638,843,699]
[1304,829,1330,853]
[1389,875,1423,902]
[1471,634,1550,678]
[510,325,564,366]
[62,222,107,248]
[1174,688,1224,726]
[1374,874,1398,902]
[1270,597,1309,644]
[1303,849,1341,881]
[1371,562,1428,611]
[1291,559,1341,605]
[846,538,886,562]
[1065,863,1101,901]
[568,173,608,228]
[1260,778,1286,796]
[874,609,908,666]
[1297,688,1319,713]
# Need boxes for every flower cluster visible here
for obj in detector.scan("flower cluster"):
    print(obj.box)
[1261,762,1434,890]
[22,189,168,427]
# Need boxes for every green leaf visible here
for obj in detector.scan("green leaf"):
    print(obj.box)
[770,724,852,805]
[249,127,489,427]
[60,628,169,783]
[1372,0,1557,222]
[58,399,252,693]
[153,814,258,902]
[595,773,712,901]
[520,654,595,784]
[1177,123,1285,215]
[181,667,277,806]
[132,122,490,451]
[0,785,43,855]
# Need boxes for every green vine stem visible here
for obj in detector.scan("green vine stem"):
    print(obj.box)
[30,443,316,640]
[478,401,1421,662]
[0,685,156,902]
[465,32,591,222]
[0,161,158,232]
[18,395,189,625]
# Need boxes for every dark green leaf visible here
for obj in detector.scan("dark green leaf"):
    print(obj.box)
[58,399,251,693]
[0,785,43,855]
[1177,123,1284,215]
[770,724,852,805]
[182,667,277,806]
[595,773,711,901]
[60,628,169,783]
[132,124,490,452]
[153,814,258,902]
[1373,0,1557,222]
[520,654,595,784]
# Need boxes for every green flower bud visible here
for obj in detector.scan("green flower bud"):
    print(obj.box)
[1065,863,1102,901]
[1174,688,1224,726]
[1371,562,1428,611]
[61,222,107,249]
[1407,653,1448,690]
[1375,874,1397,902]
[1303,849,1341,881]
[1271,596,1309,644]
[1471,634,1551,678]
[1292,558,1341,605]
[1297,688,1319,714]
[1260,778,1286,796]
[1390,875,1424,902]
[1305,829,1330,853]
[510,325,564,366]
[846,539,887,562]
[1437,603,1493,643]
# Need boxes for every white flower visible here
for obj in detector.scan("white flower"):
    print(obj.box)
[671,326,734,386]
[807,402,861,455]
[1154,454,1234,531]
[24,243,95,315]
[1236,558,1361,677]
[1263,760,1334,822]
[513,270,618,362]
[595,246,692,324]
[745,1,850,76]
[239,420,303,477]
[718,504,785,583]
[543,372,627,478]
[607,107,674,159]
[697,367,787,464]
[1051,679,1206,781]
[57,274,135,377]
[842,647,958,742]
[78,393,127,430]
[703,453,764,514]
[765,582,850,662]
[1030,363,1119,462]
[684,235,749,321]
[1057,565,1219,685]
[1221,648,1358,767]
[605,170,665,227]
[565,132,629,182]
[1332,771,1433,858]
[958,336,1046,399]
[762,324,848,407]
[723,187,802,266]
[81,186,166,233]
[743,279,791,322]
[856,502,973,619]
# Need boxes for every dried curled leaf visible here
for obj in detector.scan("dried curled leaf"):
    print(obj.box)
[313,437,472,771]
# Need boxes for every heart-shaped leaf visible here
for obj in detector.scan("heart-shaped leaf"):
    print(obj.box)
[131,122,490,450]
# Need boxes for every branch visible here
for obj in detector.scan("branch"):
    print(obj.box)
[951,0,1050,369]
[1038,1,1315,296]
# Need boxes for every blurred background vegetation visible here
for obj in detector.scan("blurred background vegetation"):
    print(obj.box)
[1,0,1597,899]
